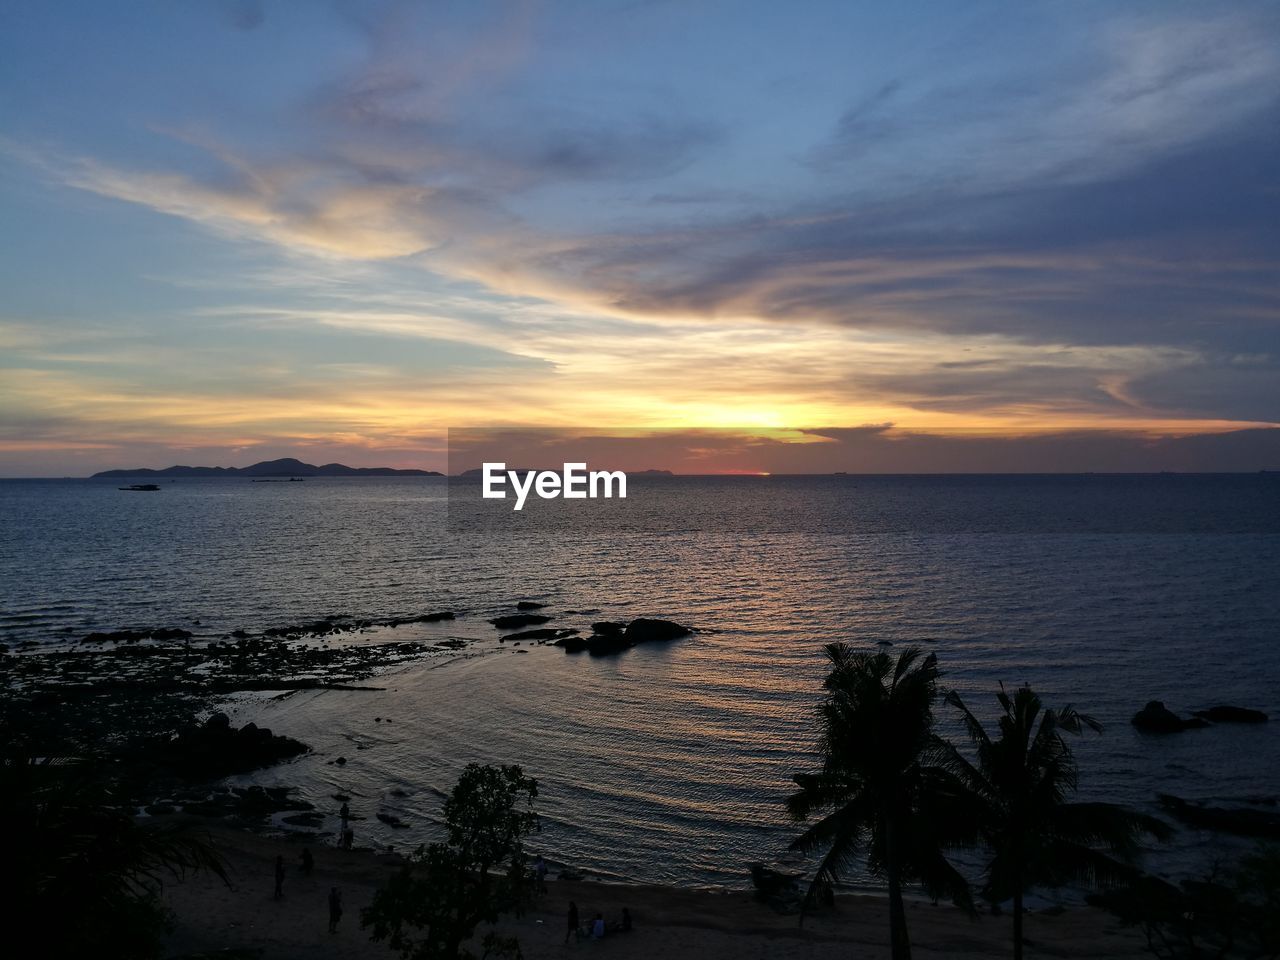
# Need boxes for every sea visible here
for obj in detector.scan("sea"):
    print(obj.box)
[2,474,1278,893]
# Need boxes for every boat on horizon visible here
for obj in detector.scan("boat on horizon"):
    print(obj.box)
[118,484,161,492]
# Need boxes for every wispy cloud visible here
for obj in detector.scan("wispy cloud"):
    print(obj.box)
[1,1,1278,472]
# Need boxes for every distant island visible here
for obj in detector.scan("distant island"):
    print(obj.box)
[91,457,442,478]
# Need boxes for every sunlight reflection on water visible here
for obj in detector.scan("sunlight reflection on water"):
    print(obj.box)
[2,475,1278,889]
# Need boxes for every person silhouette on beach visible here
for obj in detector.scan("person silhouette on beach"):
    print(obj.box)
[340,801,350,830]
[300,847,314,876]
[534,855,547,893]
[274,854,285,900]
[328,887,343,933]
[565,900,578,945]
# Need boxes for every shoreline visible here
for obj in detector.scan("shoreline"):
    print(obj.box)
[161,823,1150,959]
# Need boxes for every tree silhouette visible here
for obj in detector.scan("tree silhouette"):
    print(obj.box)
[946,685,1171,960]
[2,754,227,959]
[787,643,977,960]
[363,763,540,960]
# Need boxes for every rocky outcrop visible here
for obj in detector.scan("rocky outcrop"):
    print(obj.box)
[262,611,455,639]
[82,627,193,644]
[557,617,694,656]
[155,712,309,779]
[1131,701,1210,733]
[750,863,808,913]
[1192,705,1268,724]
[386,611,455,625]
[624,618,693,643]
[490,613,551,630]
[587,633,632,656]
[149,627,194,641]
[516,601,546,611]
[1158,794,1280,838]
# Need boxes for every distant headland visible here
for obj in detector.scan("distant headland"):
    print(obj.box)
[90,457,442,478]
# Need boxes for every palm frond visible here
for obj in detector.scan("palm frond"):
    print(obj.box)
[1050,801,1173,851]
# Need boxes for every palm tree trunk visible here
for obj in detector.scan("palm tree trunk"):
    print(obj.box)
[885,818,912,960]
[1012,887,1024,960]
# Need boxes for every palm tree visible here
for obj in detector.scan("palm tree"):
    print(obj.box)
[3,753,228,959]
[945,685,1171,960]
[787,643,977,960]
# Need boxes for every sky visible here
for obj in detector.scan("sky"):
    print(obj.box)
[1,0,1278,475]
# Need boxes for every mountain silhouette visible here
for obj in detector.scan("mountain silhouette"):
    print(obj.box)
[91,457,440,478]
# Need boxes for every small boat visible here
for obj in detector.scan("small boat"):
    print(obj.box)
[118,484,161,492]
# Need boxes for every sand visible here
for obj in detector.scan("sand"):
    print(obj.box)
[161,826,1150,959]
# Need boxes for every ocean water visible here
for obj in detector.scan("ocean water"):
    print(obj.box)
[2,475,1279,890]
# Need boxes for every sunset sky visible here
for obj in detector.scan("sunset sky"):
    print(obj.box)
[2,0,1278,475]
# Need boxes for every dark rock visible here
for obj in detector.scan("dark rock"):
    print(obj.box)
[623,618,693,644]
[1192,705,1268,724]
[516,601,546,611]
[587,633,632,656]
[82,629,150,644]
[1158,794,1280,838]
[335,756,347,765]
[750,862,803,898]
[332,793,351,802]
[405,610,455,623]
[385,611,455,626]
[377,812,409,829]
[1132,701,1209,733]
[150,627,193,641]
[490,613,551,630]
[153,715,308,779]
[553,618,695,658]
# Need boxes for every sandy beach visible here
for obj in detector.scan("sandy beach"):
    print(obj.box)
[160,826,1149,959]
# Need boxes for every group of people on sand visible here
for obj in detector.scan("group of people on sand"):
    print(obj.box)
[564,901,632,944]
[266,798,361,934]
[271,849,343,934]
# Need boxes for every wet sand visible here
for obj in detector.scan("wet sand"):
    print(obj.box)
[161,826,1149,959]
